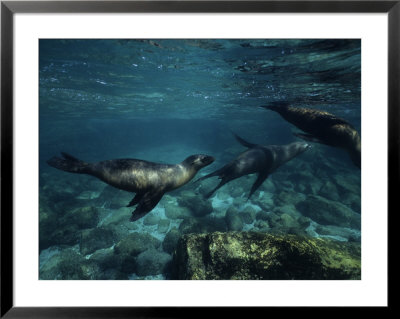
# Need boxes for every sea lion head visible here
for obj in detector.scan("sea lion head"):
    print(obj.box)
[182,154,215,170]
[290,141,311,155]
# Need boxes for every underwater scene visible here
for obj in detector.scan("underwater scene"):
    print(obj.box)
[39,39,361,280]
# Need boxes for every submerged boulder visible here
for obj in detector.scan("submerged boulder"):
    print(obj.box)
[135,248,172,276]
[79,226,116,256]
[296,195,360,229]
[164,202,192,220]
[114,232,161,257]
[39,248,100,280]
[177,190,213,217]
[178,216,227,235]
[225,207,244,231]
[113,232,161,274]
[172,231,361,280]
[162,227,181,254]
[61,206,99,229]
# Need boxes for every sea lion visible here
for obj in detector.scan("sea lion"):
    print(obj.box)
[260,102,361,168]
[196,134,310,200]
[47,152,215,221]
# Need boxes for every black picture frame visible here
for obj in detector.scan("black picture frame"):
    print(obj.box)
[1,0,396,317]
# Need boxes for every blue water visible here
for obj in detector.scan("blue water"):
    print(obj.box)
[39,39,361,280]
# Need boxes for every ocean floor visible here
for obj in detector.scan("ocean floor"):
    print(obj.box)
[39,145,361,280]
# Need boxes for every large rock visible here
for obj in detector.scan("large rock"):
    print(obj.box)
[172,232,361,280]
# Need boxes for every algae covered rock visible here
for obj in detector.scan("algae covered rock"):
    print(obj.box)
[172,231,361,280]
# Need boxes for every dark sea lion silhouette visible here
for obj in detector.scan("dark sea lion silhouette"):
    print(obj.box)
[260,102,361,169]
[196,134,310,200]
[47,153,215,221]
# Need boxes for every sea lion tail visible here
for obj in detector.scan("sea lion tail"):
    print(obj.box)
[47,152,90,174]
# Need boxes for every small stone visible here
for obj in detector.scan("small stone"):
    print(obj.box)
[89,247,119,270]
[254,220,270,232]
[162,227,181,254]
[143,214,160,226]
[240,206,256,224]
[319,180,340,201]
[39,249,96,280]
[178,191,213,217]
[164,203,191,219]
[225,207,243,231]
[114,232,161,257]
[80,226,116,256]
[256,211,269,221]
[157,219,170,233]
[61,206,99,229]
[135,248,172,276]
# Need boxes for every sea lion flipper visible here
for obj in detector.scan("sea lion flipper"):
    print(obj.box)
[233,133,258,149]
[126,193,144,207]
[129,191,164,222]
[194,166,226,183]
[247,172,269,201]
[293,132,323,143]
[260,101,290,111]
[204,179,229,199]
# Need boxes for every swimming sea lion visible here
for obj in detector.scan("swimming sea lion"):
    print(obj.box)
[196,134,310,200]
[47,152,215,221]
[260,102,361,168]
